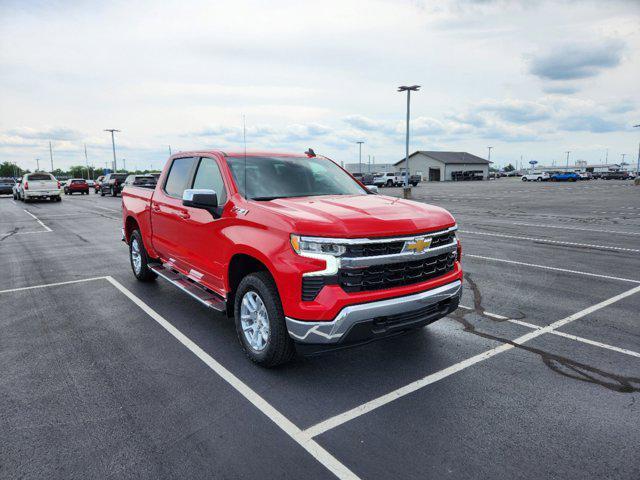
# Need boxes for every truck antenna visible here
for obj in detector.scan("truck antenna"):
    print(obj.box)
[243,114,247,199]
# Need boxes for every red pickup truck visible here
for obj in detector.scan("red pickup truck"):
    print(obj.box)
[121,151,462,366]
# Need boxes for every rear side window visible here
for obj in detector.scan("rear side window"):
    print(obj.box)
[164,157,196,197]
[27,173,53,181]
[192,157,227,204]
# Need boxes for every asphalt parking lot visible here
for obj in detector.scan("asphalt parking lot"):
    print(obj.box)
[1,179,639,479]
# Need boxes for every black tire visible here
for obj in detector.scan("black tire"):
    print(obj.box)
[386,180,393,187]
[129,230,157,282]
[536,177,542,182]
[56,196,61,202]
[412,182,418,187]
[234,272,296,367]
[522,177,527,182]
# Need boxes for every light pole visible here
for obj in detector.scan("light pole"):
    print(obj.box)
[168,145,172,156]
[565,151,571,169]
[487,146,493,164]
[49,141,54,172]
[104,129,120,171]
[634,125,640,176]
[84,144,91,180]
[36,158,40,171]
[356,141,364,174]
[620,153,626,166]
[398,85,420,192]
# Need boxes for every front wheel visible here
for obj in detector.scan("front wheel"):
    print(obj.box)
[522,177,527,182]
[536,177,542,182]
[234,272,295,367]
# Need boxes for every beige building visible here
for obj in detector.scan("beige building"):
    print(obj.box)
[395,151,491,181]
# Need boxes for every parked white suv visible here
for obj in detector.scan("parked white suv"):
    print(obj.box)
[373,172,398,187]
[20,172,61,202]
[521,171,549,182]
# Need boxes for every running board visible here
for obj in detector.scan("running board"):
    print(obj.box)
[150,264,226,312]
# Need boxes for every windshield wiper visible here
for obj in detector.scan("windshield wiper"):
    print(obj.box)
[250,196,285,201]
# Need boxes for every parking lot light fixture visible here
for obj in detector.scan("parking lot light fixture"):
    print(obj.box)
[634,124,640,175]
[104,129,120,172]
[565,151,571,169]
[398,85,420,193]
[356,141,364,174]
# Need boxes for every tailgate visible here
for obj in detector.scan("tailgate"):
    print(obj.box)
[30,180,58,191]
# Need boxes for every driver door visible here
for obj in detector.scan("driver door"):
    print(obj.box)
[178,156,229,295]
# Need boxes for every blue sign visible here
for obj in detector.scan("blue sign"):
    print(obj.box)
[529,160,538,165]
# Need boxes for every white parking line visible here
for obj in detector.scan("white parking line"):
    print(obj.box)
[458,305,640,359]
[302,284,640,439]
[465,254,640,284]
[510,222,640,236]
[94,205,120,212]
[459,230,640,253]
[0,276,106,294]
[23,209,52,232]
[105,276,359,480]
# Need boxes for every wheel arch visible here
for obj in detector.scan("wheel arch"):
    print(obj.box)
[226,252,279,318]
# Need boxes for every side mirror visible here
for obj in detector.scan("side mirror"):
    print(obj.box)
[365,185,379,194]
[182,188,218,213]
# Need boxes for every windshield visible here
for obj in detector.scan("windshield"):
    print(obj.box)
[226,156,367,200]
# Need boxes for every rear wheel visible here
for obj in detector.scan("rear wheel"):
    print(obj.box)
[522,177,527,181]
[234,272,295,367]
[129,230,157,282]
[386,180,393,187]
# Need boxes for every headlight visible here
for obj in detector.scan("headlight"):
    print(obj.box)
[290,235,346,257]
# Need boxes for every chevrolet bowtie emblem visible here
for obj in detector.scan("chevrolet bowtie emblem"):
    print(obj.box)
[405,237,431,254]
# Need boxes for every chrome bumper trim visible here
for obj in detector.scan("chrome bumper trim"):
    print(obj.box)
[298,225,457,245]
[286,280,462,344]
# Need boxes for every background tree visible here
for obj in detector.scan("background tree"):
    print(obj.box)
[0,162,25,177]
[504,163,515,172]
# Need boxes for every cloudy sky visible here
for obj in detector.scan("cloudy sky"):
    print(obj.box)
[1,0,639,171]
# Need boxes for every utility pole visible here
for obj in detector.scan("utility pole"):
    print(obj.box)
[398,85,420,194]
[634,125,640,176]
[356,141,364,174]
[122,158,127,171]
[84,144,91,180]
[605,148,609,164]
[49,141,54,172]
[104,129,120,172]
[621,153,626,165]
[565,151,571,169]
[368,154,371,173]
[36,158,40,171]
[487,146,493,164]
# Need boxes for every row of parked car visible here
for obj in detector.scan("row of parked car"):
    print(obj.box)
[2,172,161,203]
[352,171,421,187]
[521,170,636,182]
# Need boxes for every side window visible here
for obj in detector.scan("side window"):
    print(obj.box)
[192,157,227,204]
[164,157,196,198]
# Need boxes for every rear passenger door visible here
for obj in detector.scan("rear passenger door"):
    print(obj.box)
[149,157,198,272]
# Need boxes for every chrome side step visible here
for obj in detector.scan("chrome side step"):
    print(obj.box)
[150,264,226,312]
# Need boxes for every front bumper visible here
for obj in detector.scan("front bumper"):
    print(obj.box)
[286,279,461,346]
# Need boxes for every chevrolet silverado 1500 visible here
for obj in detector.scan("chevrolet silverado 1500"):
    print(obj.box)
[121,151,462,366]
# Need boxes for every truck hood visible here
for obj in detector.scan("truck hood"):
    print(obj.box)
[254,194,455,237]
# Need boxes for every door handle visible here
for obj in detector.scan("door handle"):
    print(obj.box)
[177,211,190,219]
[152,204,161,211]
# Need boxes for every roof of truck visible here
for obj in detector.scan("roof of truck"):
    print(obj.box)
[170,150,308,158]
